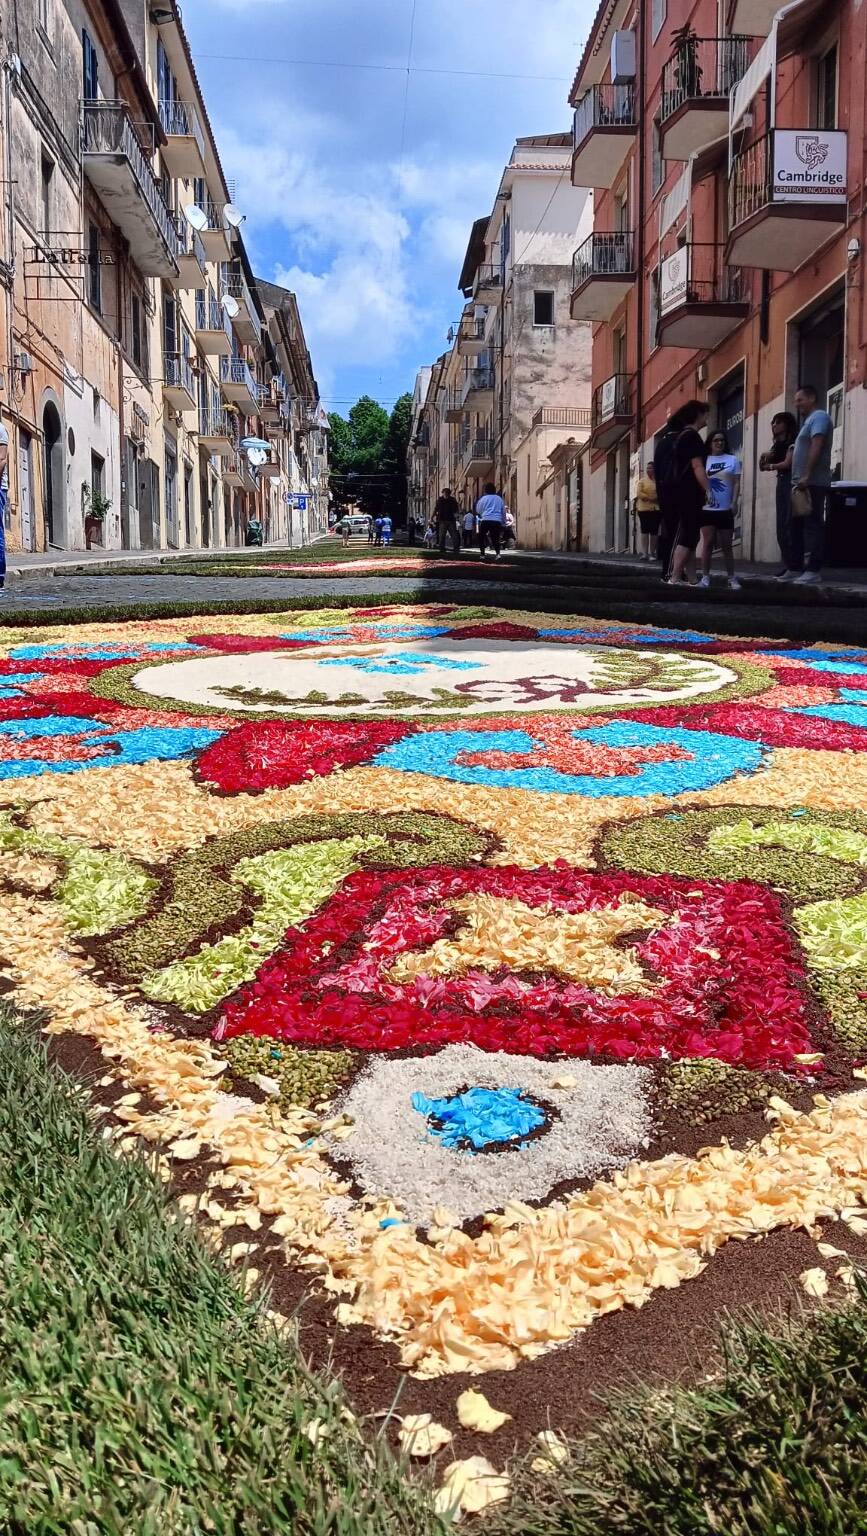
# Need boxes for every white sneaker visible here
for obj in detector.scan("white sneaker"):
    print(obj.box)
[697,575,711,589]
[776,569,797,582]
[495,550,501,559]
[728,577,742,591]
[794,569,823,585]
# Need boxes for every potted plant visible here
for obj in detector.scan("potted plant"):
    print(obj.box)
[82,485,111,549]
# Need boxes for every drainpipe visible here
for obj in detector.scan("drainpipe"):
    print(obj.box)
[634,0,648,459]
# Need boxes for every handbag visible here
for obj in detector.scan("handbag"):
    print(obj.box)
[791,484,813,520]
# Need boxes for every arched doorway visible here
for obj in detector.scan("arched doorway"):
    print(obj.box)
[41,399,65,548]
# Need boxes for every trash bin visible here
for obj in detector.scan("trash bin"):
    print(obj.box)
[826,482,867,568]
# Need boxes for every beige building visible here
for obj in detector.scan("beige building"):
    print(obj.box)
[0,0,327,555]
[408,135,593,548]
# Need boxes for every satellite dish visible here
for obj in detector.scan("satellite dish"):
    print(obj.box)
[221,293,240,318]
[245,445,268,468]
[184,203,207,232]
[223,203,245,230]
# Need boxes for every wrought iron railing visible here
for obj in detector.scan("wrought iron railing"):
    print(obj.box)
[220,355,258,396]
[176,221,207,273]
[195,293,232,339]
[659,242,746,314]
[198,405,233,441]
[221,266,262,338]
[572,231,635,289]
[573,83,637,147]
[532,406,593,428]
[661,34,752,121]
[81,103,180,260]
[158,99,206,160]
[592,373,636,431]
[473,264,503,295]
[462,367,495,401]
[462,435,494,465]
[164,351,196,398]
[728,132,774,230]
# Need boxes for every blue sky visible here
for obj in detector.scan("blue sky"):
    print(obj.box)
[182,0,591,415]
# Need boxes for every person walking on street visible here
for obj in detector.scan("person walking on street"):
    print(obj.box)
[476,483,507,559]
[665,401,711,586]
[337,514,351,547]
[504,506,517,548]
[367,514,375,544]
[461,505,477,548]
[760,412,797,575]
[785,386,834,585]
[698,430,741,590]
[635,463,660,561]
[434,487,461,555]
[653,409,686,578]
[373,516,384,546]
[381,514,393,547]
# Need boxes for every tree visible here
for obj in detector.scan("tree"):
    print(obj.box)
[327,393,411,522]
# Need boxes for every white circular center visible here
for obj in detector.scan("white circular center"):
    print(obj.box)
[131,640,736,719]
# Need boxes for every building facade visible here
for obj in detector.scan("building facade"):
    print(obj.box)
[570,0,865,561]
[408,136,594,548]
[0,0,327,555]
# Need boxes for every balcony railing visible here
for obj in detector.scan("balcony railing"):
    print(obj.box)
[81,102,180,266]
[176,222,207,272]
[473,264,503,298]
[661,34,752,121]
[158,99,206,159]
[220,355,259,408]
[592,373,635,432]
[463,366,495,397]
[462,434,493,466]
[572,231,635,289]
[729,132,776,232]
[531,406,593,429]
[660,243,746,313]
[195,294,232,338]
[164,351,196,398]
[198,405,234,444]
[573,83,637,146]
[221,267,262,340]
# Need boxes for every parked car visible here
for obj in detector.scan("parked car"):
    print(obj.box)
[346,515,370,535]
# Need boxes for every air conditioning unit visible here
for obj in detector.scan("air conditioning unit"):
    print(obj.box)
[696,361,708,385]
[13,352,33,377]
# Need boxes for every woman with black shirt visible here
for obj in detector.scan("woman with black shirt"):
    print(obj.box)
[759,412,797,576]
[665,401,710,585]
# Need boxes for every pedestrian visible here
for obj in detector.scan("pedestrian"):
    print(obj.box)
[434,487,461,555]
[504,507,517,548]
[374,516,384,547]
[664,400,711,586]
[0,410,7,595]
[698,430,741,591]
[476,482,507,559]
[759,412,797,575]
[337,514,351,547]
[634,462,660,561]
[381,514,393,547]
[784,386,833,584]
[461,505,477,547]
[653,408,687,578]
[367,514,375,545]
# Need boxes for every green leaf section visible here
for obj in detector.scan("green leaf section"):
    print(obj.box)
[143,836,379,1014]
[0,811,155,937]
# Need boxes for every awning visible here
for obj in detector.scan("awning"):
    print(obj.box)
[731,0,824,126]
[658,139,727,236]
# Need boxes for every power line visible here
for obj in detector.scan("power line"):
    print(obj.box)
[195,51,570,85]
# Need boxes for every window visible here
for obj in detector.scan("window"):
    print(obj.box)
[651,0,666,43]
[82,29,98,101]
[91,451,104,499]
[40,152,53,237]
[87,220,101,311]
[163,293,177,357]
[817,43,838,130]
[131,293,143,370]
[157,38,174,106]
[648,269,660,351]
[651,120,666,195]
[533,291,555,327]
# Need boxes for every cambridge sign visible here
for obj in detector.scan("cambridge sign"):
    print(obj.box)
[659,249,688,316]
[772,130,848,203]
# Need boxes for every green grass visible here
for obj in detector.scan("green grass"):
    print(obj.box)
[0,1011,439,1536]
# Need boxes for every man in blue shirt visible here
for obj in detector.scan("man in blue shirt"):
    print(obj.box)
[785,384,834,585]
[475,483,506,559]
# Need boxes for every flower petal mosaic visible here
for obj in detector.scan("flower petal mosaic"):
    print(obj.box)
[9,604,867,1435]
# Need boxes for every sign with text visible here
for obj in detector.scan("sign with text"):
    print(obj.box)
[772,130,848,203]
[599,376,618,422]
[659,249,688,316]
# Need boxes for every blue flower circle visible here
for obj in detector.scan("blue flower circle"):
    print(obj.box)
[411,1086,547,1151]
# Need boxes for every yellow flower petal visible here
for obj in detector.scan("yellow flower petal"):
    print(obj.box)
[455,1389,512,1434]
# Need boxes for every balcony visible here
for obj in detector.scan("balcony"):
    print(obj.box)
[728,0,781,36]
[591,373,636,450]
[727,130,848,270]
[462,434,494,477]
[473,265,504,305]
[444,391,464,423]
[570,232,636,322]
[457,315,488,355]
[572,84,637,189]
[195,294,233,356]
[81,102,180,280]
[158,99,206,179]
[258,381,286,425]
[657,243,749,347]
[198,406,234,455]
[221,265,262,346]
[461,365,495,412]
[660,35,753,160]
[531,406,593,430]
[220,355,259,415]
[201,198,233,262]
[175,225,207,290]
[163,351,197,413]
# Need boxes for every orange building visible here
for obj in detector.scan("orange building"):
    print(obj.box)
[570,0,866,564]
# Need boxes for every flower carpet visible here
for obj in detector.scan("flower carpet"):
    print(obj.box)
[8,601,867,1464]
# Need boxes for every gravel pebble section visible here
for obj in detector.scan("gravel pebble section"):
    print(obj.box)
[331,1045,653,1225]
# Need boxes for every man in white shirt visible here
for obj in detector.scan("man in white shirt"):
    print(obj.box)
[475,483,506,559]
